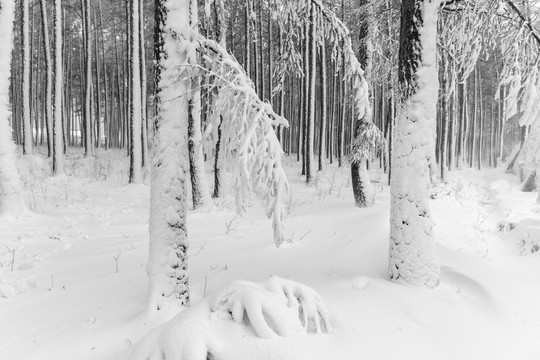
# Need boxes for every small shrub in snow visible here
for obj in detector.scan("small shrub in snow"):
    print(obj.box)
[129,276,330,360]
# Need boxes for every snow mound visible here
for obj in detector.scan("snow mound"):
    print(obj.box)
[128,276,331,360]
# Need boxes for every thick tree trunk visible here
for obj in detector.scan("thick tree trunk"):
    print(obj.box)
[148,0,191,311]
[389,0,440,288]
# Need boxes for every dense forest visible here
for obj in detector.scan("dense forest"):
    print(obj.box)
[2,0,540,359]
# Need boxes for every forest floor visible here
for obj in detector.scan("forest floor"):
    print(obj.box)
[1,148,540,360]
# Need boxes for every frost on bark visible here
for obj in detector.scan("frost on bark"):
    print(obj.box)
[389,0,440,288]
[52,0,64,175]
[0,0,25,216]
[129,0,143,184]
[148,0,191,311]
[21,0,32,155]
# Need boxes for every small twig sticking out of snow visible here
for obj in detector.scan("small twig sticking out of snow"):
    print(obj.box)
[203,275,208,299]
[299,231,312,242]
[113,251,122,274]
[9,248,15,272]
[225,215,239,234]
[49,275,55,291]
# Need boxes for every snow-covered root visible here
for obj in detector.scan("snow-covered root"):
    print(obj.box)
[128,277,331,360]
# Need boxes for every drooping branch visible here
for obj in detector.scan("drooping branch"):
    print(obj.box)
[174,33,290,247]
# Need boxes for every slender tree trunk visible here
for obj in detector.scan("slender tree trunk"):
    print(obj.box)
[351,0,375,207]
[187,0,212,209]
[52,0,64,174]
[213,0,226,198]
[129,0,143,184]
[0,0,26,215]
[83,0,93,156]
[139,0,149,168]
[305,2,316,184]
[41,0,54,158]
[318,43,327,172]
[21,0,32,155]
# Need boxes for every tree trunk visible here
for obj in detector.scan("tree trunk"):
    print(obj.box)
[305,2,316,184]
[40,0,54,158]
[149,0,191,312]
[0,0,26,215]
[21,0,32,155]
[389,0,440,288]
[52,0,64,174]
[83,0,93,156]
[129,0,143,184]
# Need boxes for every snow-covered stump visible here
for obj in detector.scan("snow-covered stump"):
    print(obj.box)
[128,277,331,360]
[0,0,26,217]
[389,0,440,288]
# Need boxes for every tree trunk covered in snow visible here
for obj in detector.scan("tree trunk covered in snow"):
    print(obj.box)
[0,0,25,216]
[148,0,191,311]
[318,42,327,172]
[21,0,32,155]
[83,0,92,157]
[389,0,440,288]
[52,0,64,175]
[129,0,143,184]
[213,0,226,199]
[305,2,316,184]
[40,0,53,158]
[350,0,375,208]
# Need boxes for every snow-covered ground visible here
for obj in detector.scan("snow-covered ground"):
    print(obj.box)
[1,149,540,360]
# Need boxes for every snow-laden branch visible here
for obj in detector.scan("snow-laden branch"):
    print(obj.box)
[173,33,290,247]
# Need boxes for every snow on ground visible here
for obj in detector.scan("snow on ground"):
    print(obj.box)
[1,149,540,360]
